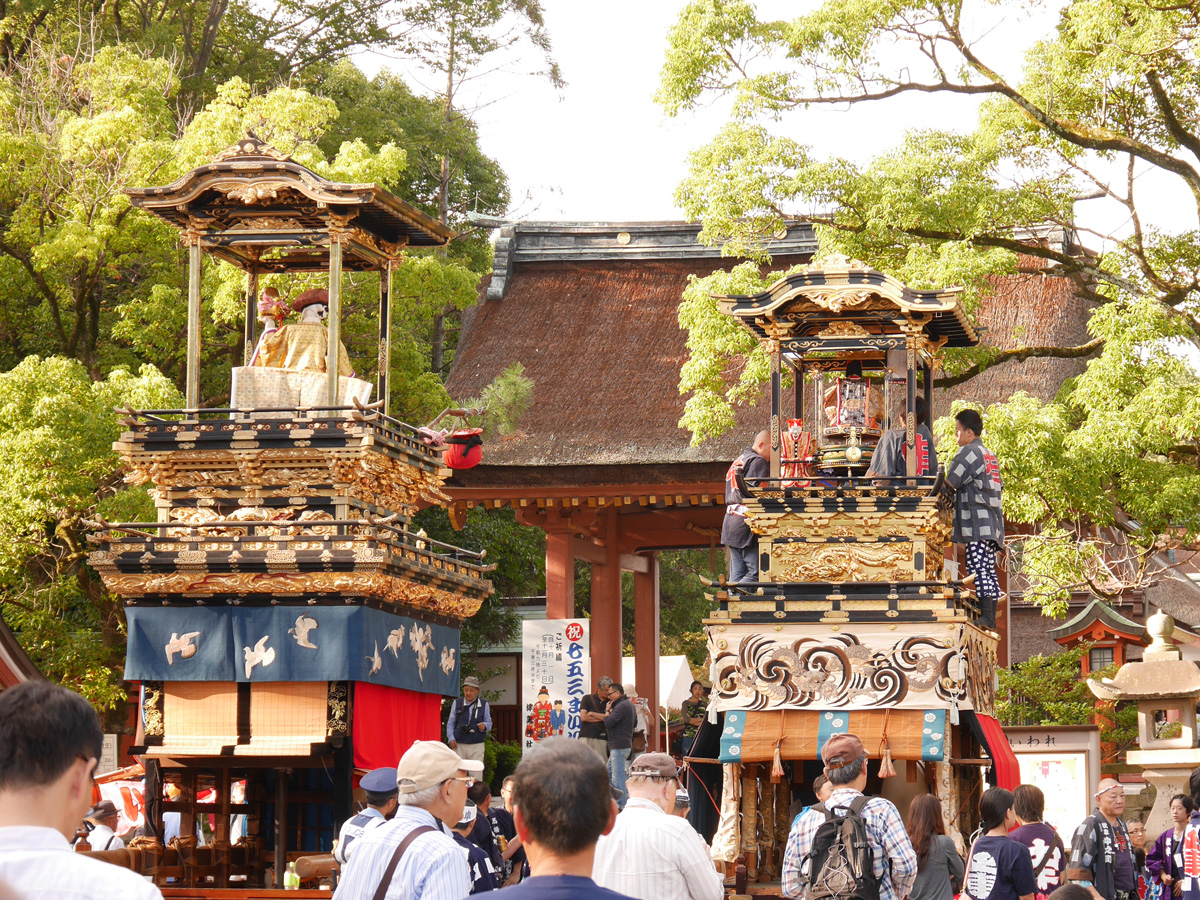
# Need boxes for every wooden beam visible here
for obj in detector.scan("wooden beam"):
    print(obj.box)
[619,553,651,574]
[573,539,609,566]
[326,235,343,407]
[243,270,258,367]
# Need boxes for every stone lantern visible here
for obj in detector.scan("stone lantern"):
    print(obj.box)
[1089,610,1200,836]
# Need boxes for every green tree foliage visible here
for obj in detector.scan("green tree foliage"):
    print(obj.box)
[0,357,181,714]
[394,0,562,374]
[621,550,720,674]
[2,3,398,125]
[413,505,544,658]
[658,0,1200,607]
[312,61,510,273]
[998,644,1137,757]
[0,36,521,710]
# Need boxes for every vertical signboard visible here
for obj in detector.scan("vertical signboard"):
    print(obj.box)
[522,619,589,750]
[1006,725,1101,847]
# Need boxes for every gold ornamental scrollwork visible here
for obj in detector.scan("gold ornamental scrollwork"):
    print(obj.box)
[771,542,913,582]
[327,682,349,734]
[219,181,289,204]
[143,681,165,737]
[816,320,872,338]
[802,288,875,313]
[102,571,486,620]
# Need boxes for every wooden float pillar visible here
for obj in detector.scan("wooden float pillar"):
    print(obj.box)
[184,228,202,409]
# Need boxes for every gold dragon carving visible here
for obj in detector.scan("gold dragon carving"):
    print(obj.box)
[771,542,913,582]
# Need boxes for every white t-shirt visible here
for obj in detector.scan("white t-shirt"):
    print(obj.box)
[0,825,162,900]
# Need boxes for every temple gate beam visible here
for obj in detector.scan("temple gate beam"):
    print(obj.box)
[589,507,623,688]
[633,552,660,750]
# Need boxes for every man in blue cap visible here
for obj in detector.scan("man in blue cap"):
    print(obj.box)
[334,766,399,865]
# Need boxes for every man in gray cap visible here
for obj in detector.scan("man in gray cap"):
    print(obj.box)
[333,767,399,865]
[334,740,483,900]
[781,733,916,900]
[448,676,492,764]
[593,752,723,900]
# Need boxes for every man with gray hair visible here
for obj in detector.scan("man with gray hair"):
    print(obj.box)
[447,676,491,764]
[593,753,723,900]
[334,740,483,900]
[578,677,614,760]
[781,733,917,900]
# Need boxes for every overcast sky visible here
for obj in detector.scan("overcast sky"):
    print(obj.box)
[359,0,1194,239]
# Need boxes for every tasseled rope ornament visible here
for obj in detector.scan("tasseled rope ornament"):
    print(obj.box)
[771,712,786,781]
[878,709,897,778]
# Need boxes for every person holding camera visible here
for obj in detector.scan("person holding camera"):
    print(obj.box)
[448,676,492,763]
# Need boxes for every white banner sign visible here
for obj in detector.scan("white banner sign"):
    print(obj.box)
[522,619,590,750]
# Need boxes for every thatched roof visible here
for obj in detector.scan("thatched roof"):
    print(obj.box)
[941,258,1097,407]
[448,224,1096,475]
[446,222,815,470]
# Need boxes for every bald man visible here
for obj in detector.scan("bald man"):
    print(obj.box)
[721,430,771,583]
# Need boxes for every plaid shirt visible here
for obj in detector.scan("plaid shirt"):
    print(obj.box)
[945,439,1005,547]
[781,788,918,900]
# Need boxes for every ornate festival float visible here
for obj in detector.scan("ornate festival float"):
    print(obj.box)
[702,257,1014,885]
[83,136,493,890]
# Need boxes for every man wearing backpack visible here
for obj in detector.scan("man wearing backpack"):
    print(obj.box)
[781,733,918,900]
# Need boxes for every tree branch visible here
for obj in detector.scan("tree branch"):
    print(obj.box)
[934,337,1104,388]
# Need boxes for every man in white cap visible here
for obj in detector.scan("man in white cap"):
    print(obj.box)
[448,677,492,764]
[334,767,399,866]
[593,752,723,900]
[449,801,499,894]
[334,740,483,900]
[1067,779,1137,900]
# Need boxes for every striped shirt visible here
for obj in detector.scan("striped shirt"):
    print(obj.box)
[334,806,469,900]
[593,798,724,900]
[781,788,918,900]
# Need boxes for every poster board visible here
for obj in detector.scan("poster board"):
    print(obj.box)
[1006,725,1101,847]
[521,619,589,750]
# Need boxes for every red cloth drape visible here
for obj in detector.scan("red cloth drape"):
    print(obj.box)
[352,682,443,770]
[978,713,1021,790]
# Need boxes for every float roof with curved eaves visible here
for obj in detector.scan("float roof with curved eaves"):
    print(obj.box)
[715,255,980,354]
[126,134,452,272]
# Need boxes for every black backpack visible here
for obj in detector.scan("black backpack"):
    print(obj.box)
[803,796,881,900]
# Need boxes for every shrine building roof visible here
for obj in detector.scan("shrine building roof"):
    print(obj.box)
[127,134,452,273]
[1049,597,1147,643]
[445,220,816,470]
